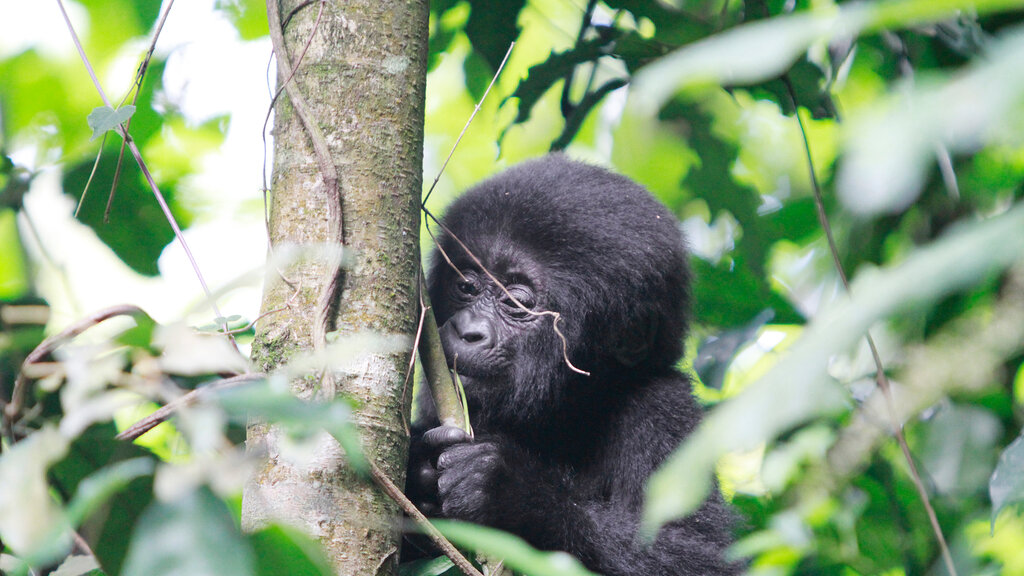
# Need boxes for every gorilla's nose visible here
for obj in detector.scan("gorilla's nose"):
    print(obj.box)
[448,309,495,350]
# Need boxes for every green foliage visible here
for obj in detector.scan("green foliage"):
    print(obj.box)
[432,521,600,576]
[4,0,1024,574]
[121,487,254,576]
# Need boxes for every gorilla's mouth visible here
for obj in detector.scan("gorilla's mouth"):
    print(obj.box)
[447,358,509,388]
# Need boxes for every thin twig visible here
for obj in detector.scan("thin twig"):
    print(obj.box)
[421,42,515,208]
[784,77,957,576]
[104,0,175,223]
[55,0,233,342]
[368,461,485,576]
[116,373,264,441]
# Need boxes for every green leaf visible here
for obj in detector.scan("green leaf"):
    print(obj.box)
[250,525,332,576]
[121,487,254,576]
[87,105,136,141]
[214,0,269,40]
[464,0,525,73]
[991,433,1024,528]
[116,310,158,349]
[50,424,156,576]
[432,520,599,576]
[644,201,1024,532]
[399,556,458,576]
[215,378,367,474]
[65,458,155,526]
[838,26,1024,214]
[632,0,1024,110]
[62,143,184,276]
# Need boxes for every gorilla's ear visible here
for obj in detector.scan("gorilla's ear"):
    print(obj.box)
[613,314,658,367]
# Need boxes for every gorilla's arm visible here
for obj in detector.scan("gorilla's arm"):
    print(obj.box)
[410,385,738,576]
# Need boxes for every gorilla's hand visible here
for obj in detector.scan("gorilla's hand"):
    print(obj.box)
[407,425,474,516]
[435,438,507,524]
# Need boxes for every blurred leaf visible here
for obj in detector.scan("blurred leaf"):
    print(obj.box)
[838,26,1024,214]
[87,105,136,140]
[633,10,847,110]
[65,458,155,525]
[0,427,71,559]
[50,424,155,576]
[918,404,1002,498]
[0,209,29,299]
[215,378,367,474]
[116,309,158,349]
[154,323,249,376]
[121,487,254,576]
[50,555,101,576]
[399,556,458,576]
[432,520,599,576]
[215,0,269,40]
[250,525,332,576]
[645,201,1024,531]
[991,433,1024,528]
[76,0,162,59]
[0,51,93,153]
[632,0,1024,110]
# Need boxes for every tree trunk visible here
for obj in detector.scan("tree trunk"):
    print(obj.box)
[242,1,427,575]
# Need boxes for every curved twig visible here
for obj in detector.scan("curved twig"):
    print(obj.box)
[266,0,344,349]
[115,373,265,441]
[6,304,150,424]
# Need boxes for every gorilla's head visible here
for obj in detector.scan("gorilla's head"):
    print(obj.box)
[428,155,691,424]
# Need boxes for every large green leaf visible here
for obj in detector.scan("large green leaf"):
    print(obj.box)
[121,487,254,576]
[62,149,183,276]
[50,424,156,576]
[250,525,332,576]
[432,520,599,576]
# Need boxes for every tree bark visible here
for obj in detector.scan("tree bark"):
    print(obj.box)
[243,1,427,575]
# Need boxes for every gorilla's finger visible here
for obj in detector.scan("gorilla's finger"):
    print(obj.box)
[423,425,471,450]
[416,461,438,487]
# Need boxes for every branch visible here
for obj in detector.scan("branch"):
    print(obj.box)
[417,276,471,435]
[115,373,265,441]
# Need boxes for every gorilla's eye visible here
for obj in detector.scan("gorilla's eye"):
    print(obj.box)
[501,285,537,318]
[454,275,481,298]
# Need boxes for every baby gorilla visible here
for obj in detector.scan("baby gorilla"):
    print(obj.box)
[407,155,738,575]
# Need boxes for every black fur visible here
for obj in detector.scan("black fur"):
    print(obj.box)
[407,155,738,575]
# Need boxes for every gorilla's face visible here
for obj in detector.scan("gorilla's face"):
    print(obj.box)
[436,257,547,388]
